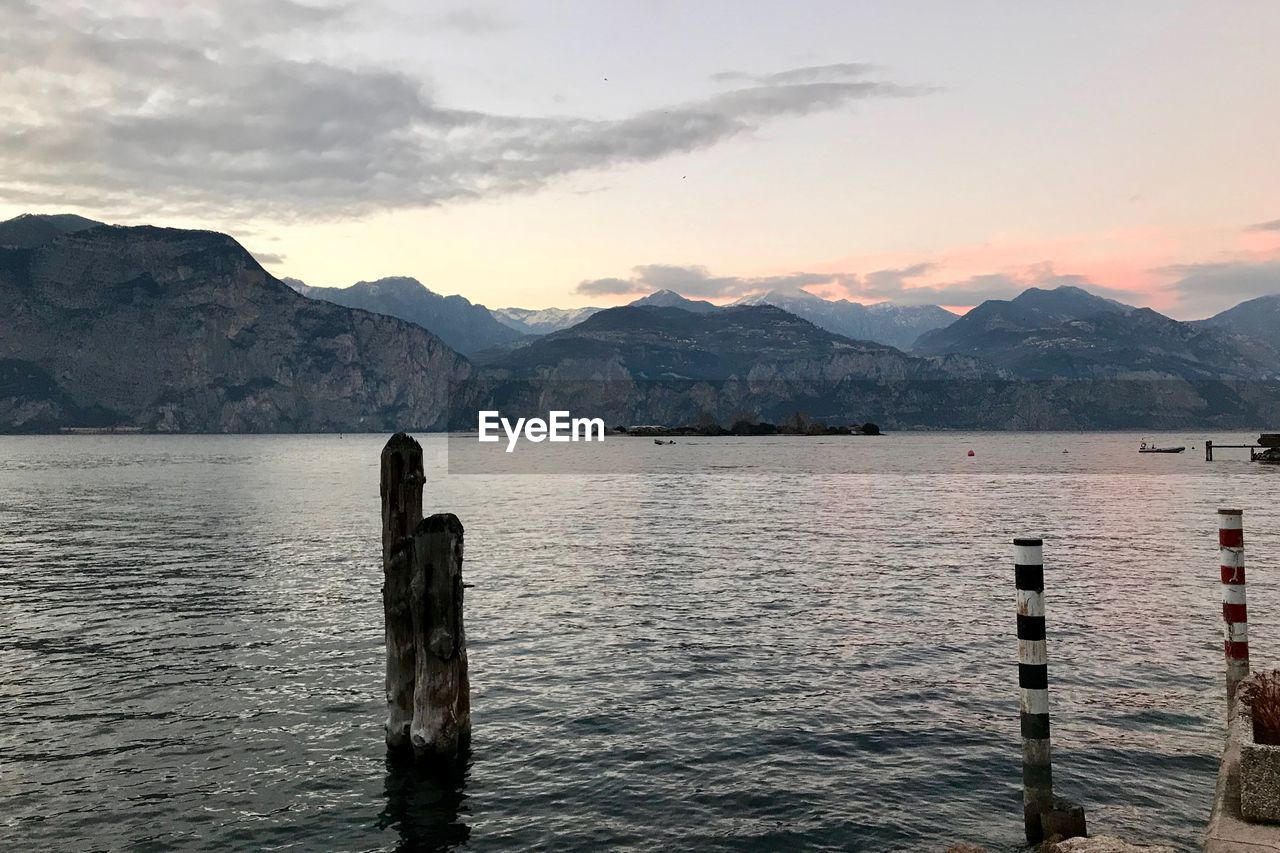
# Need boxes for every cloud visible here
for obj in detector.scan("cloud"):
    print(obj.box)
[435,8,511,35]
[575,277,638,296]
[1245,219,1280,232]
[859,262,938,298]
[575,260,1147,308]
[0,1,927,220]
[251,250,286,265]
[1156,259,1280,317]
[575,264,842,298]
[851,263,1145,306]
[711,63,878,85]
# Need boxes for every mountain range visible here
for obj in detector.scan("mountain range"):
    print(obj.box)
[0,219,466,432]
[485,303,960,381]
[913,285,1130,356]
[2,213,1278,432]
[913,285,1277,381]
[734,289,956,350]
[285,275,525,356]
[289,280,959,352]
[490,306,600,335]
[464,302,981,428]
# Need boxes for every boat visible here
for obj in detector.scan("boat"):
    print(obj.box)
[1139,440,1185,454]
[1255,448,1280,465]
[653,439,675,445]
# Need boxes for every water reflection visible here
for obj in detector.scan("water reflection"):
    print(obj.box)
[380,752,472,852]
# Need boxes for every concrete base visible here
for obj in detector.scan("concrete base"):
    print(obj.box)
[1205,705,1280,850]
[1041,798,1088,841]
[1241,709,1280,823]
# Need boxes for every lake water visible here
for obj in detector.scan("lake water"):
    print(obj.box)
[2,432,1278,851]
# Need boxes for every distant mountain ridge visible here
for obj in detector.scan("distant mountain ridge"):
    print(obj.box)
[1195,294,1280,340]
[627,289,720,313]
[486,302,965,381]
[912,284,1277,381]
[912,285,1131,356]
[288,276,524,355]
[734,289,956,350]
[471,302,980,427]
[491,305,601,334]
[3,212,1278,432]
[470,299,1280,429]
[493,288,956,348]
[0,213,105,248]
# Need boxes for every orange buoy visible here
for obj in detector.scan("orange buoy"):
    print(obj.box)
[967,450,975,457]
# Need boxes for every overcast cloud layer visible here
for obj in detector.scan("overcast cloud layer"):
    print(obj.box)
[0,0,925,219]
[1158,259,1280,317]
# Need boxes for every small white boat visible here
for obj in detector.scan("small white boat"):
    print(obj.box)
[1139,440,1185,454]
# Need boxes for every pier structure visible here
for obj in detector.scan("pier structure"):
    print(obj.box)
[1205,434,1280,462]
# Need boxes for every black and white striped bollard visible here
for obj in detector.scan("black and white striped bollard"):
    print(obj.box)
[1014,536,1086,844]
[1015,537,1053,841]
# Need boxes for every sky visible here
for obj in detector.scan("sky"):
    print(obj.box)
[1,0,1278,318]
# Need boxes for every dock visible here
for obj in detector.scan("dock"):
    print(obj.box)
[1204,434,1280,462]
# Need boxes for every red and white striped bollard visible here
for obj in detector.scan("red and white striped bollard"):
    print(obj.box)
[1219,508,1248,715]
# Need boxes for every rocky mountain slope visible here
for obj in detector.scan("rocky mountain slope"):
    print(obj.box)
[0,358,118,432]
[975,308,1275,379]
[913,285,1131,356]
[1194,293,1280,345]
[288,275,524,356]
[912,285,1274,380]
[465,303,990,427]
[1191,293,1280,372]
[467,296,1280,429]
[486,304,959,381]
[0,225,468,432]
[735,290,956,349]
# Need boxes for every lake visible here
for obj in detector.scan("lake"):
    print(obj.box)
[2,432,1277,851]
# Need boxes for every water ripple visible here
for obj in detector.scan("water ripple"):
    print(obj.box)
[1,432,1274,851]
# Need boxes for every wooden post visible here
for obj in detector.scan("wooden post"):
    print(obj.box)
[382,433,424,752]
[380,433,471,765]
[1206,439,1213,462]
[409,513,470,761]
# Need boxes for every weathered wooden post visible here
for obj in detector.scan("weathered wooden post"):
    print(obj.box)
[409,513,470,761]
[1219,508,1249,716]
[1206,439,1213,462]
[382,433,424,752]
[380,433,471,764]
[1014,537,1086,844]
